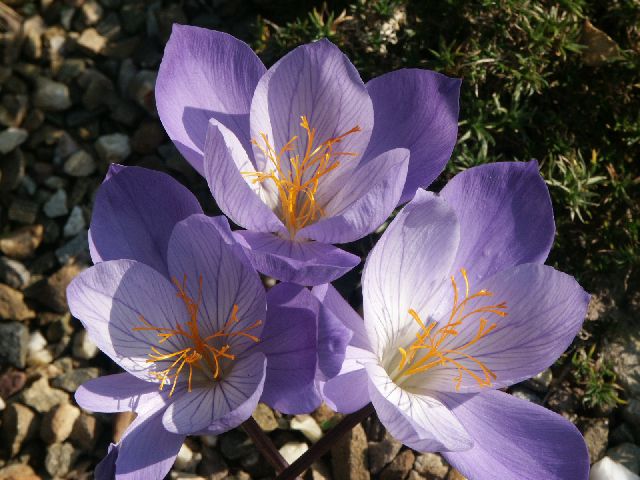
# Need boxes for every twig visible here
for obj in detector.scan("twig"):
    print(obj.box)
[241,416,290,474]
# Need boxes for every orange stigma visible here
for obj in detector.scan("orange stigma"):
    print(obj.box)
[395,269,508,390]
[242,116,361,238]
[133,274,262,396]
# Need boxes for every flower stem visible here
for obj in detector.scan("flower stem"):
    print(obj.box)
[241,416,290,474]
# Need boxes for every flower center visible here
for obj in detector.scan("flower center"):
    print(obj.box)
[393,269,508,391]
[132,275,262,396]
[243,116,361,238]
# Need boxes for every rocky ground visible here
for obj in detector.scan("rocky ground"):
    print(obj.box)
[1,0,640,479]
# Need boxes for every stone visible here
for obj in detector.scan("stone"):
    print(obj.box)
[582,20,621,67]
[72,330,99,359]
[70,413,101,450]
[33,78,71,111]
[131,121,165,154]
[44,176,67,190]
[63,150,96,177]
[623,399,640,430]
[19,376,69,413]
[524,368,553,393]
[607,443,640,473]
[510,386,543,405]
[0,150,25,192]
[331,423,370,480]
[252,403,278,432]
[582,418,609,463]
[52,368,100,392]
[447,470,467,480]
[0,225,43,260]
[0,396,5,410]
[0,284,34,321]
[220,431,254,461]
[43,189,68,218]
[45,312,73,342]
[312,402,339,430]
[0,463,41,480]
[368,431,403,474]
[129,70,157,114]
[45,442,77,477]
[610,423,637,446]
[0,128,27,154]
[380,450,415,480]
[414,453,449,479]
[198,449,228,480]
[77,28,107,54]
[95,132,131,163]
[0,370,26,399]
[0,257,30,289]
[174,443,201,472]
[27,263,83,313]
[63,206,86,238]
[0,322,29,368]
[310,460,333,480]
[2,403,38,457]
[291,414,322,443]
[604,330,640,398]
[28,330,47,353]
[41,403,81,444]
[27,347,53,366]
[590,456,640,480]
[279,442,308,465]
[55,232,89,264]
[81,0,103,25]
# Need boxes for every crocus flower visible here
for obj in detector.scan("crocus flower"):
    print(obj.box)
[72,165,343,478]
[318,161,590,479]
[156,25,461,285]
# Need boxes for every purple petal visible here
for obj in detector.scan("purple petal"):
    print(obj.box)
[441,390,589,480]
[362,190,460,356]
[406,263,589,393]
[365,69,461,203]
[440,161,555,284]
[366,362,472,452]
[90,165,202,277]
[258,283,321,414]
[250,39,373,184]
[156,25,266,174]
[321,346,376,413]
[317,296,353,379]
[204,119,284,232]
[234,230,360,286]
[299,148,409,244]
[95,443,118,480]
[67,259,189,380]
[166,214,266,354]
[162,352,266,434]
[115,409,185,480]
[75,373,164,414]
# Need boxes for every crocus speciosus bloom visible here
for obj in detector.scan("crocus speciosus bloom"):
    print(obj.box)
[318,161,590,479]
[156,25,460,285]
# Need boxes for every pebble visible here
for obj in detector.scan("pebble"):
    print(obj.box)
[2,403,38,457]
[43,189,68,218]
[413,453,449,479]
[510,386,543,405]
[0,284,34,321]
[524,368,553,393]
[18,376,69,413]
[0,257,30,290]
[28,330,47,353]
[0,128,28,154]
[220,431,254,461]
[7,199,38,225]
[72,330,99,359]
[252,403,278,432]
[582,418,610,463]
[33,78,71,111]
[70,413,101,450]
[0,396,4,411]
[0,225,43,259]
[95,132,131,163]
[368,431,403,474]
[380,450,415,480]
[279,442,309,465]
[63,206,86,238]
[55,232,89,264]
[174,443,201,472]
[199,450,228,480]
[27,263,83,313]
[40,403,81,444]
[331,423,370,480]
[607,443,640,473]
[63,150,96,177]
[0,463,41,480]
[0,322,29,368]
[622,399,640,430]
[81,0,103,25]
[52,367,100,392]
[291,414,323,443]
[590,456,640,480]
[44,442,77,477]
[77,28,107,54]
[27,347,53,367]
[129,70,157,114]
[0,370,26,399]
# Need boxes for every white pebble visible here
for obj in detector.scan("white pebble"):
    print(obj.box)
[290,414,323,443]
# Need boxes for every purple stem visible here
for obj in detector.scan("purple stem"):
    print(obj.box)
[241,416,290,474]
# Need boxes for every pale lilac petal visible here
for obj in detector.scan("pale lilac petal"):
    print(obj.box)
[366,362,472,452]
[88,229,102,264]
[234,230,360,285]
[115,410,185,480]
[156,25,266,174]
[90,165,202,277]
[162,352,266,434]
[299,148,409,244]
[362,190,460,356]
[365,69,461,203]
[408,264,589,394]
[75,373,164,414]
[167,215,266,353]
[204,119,284,233]
[441,390,589,480]
[250,39,373,190]
[258,283,321,414]
[440,161,555,284]
[322,346,377,413]
[67,259,189,380]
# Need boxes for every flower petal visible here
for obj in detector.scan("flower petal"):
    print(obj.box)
[366,362,472,452]
[365,69,461,203]
[75,373,164,414]
[162,352,266,434]
[362,190,460,357]
[316,295,353,380]
[321,346,376,413]
[204,119,284,232]
[234,230,360,286]
[258,283,321,414]
[156,25,266,174]
[67,259,189,381]
[90,165,202,277]
[166,214,266,353]
[440,390,589,480]
[408,263,589,394]
[299,148,409,244]
[440,161,555,284]
[250,39,373,185]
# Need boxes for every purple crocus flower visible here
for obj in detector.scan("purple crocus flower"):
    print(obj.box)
[155,25,461,285]
[317,161,590,479]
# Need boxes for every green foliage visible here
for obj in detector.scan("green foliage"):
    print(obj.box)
[571,344,626,410]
